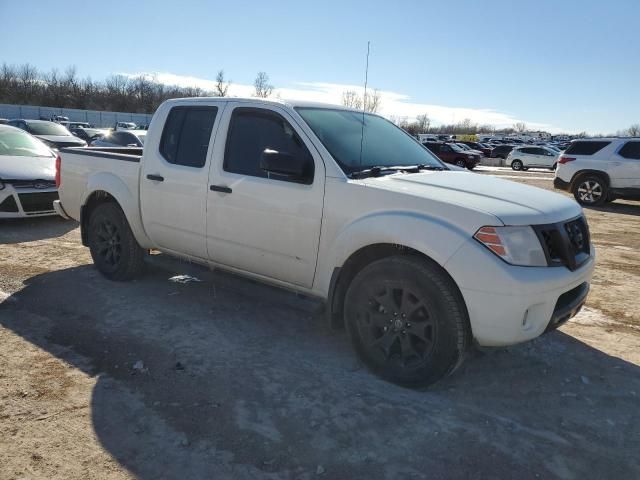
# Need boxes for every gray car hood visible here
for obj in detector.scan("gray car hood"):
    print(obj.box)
[0,155,56,181]
[360,170,582,226]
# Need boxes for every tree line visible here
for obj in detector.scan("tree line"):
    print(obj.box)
[0,62,276,113]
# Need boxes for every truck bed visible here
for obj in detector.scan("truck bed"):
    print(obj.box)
[59,146,143,161]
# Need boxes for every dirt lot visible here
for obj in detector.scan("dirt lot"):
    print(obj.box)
[1,170,639,479]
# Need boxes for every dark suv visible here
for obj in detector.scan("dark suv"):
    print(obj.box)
[490,144,515,159]
[460,141,492,157]
[423,142,481,169]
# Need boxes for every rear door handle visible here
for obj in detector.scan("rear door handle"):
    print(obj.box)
[210,185,232,194]
[146,174,164,182]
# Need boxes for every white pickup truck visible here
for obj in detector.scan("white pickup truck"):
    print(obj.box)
[55,97,595,387]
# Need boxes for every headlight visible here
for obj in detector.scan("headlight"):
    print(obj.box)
[474,226,547,266]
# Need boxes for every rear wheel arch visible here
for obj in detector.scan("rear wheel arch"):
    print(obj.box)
[80,191,119,246]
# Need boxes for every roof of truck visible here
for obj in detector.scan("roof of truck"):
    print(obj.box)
[162,96,370,113]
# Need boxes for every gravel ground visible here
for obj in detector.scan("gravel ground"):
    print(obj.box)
[1,171,639,479]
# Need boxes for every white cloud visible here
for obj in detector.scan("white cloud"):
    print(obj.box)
[120,72,561,132]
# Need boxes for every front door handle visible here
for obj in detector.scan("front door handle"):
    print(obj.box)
[210,185,232,194]
[146,174,164,182]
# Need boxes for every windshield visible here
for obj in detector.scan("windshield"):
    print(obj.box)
[449,143,465,153]
[0,129,54,157]
[27,122,71,136]
[295,107,443,173]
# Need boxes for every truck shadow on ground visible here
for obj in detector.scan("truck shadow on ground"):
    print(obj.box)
[0,216,78,244]
[588,201,640,217]
[1,260,639,479]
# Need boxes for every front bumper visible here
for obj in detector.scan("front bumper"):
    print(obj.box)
[0,184,59,218]
[554,177,570,191]
[444,238,596,347]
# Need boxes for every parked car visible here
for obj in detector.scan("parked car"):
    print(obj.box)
[91,130,146,147]
[68,122,92,129]
[452,142,485,157]
[460,141,492,157]
[506,146,559,171]
[115,122,137,130]
[7,119,87,149]
[423,142,481,169]
[0,125,58,218]
[554,138,640,206]
[70,127,109,144]
[55,98,594,389]
[490,144,514,159]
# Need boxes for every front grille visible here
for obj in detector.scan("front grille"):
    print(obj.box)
[534,216,591,271]
[17,192,58,213]
[11,180,56,190]
[0,195,19,212]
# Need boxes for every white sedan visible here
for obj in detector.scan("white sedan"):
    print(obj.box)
[0,125,59,218]
[506,146,559,171]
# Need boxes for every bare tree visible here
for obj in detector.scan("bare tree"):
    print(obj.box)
[627,124,640,136]
[342,90,362,109]
[364,89,382,113]
[513,122,527,133]
[415,114,430,133]
[253,71,273,98]
[215,70,230,97]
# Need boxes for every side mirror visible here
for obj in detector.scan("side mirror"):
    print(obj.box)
[260,149,310,181]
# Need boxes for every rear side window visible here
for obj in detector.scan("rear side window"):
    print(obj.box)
[564,141,610,156]
[520,147,536,154]
[619,141,640,160]
[224,107,314,183]
[160,106,218,167]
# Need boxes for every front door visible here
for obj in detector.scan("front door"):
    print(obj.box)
[140,102,224,259]
[206,103,325,288]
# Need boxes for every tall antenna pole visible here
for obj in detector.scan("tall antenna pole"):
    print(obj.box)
[358,41,370,167]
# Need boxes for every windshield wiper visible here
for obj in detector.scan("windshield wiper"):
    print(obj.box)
[349,164,446,179]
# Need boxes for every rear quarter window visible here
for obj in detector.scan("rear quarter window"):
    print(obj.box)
[564,141,610,156]
[618,141,640,160]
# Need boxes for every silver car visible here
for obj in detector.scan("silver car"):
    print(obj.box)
[0,125,59,218]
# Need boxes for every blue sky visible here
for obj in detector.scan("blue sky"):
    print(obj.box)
[1,0,638,133]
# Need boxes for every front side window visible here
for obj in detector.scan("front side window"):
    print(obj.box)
[160,106,218,167]
[619,141,640,160]
[224,107,314,183]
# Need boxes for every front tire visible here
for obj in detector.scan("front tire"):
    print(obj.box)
[573,174,608,206]
[88,202,145,281]
[511,160,523,171]
[344,256,469,388]
[455,159,466,168]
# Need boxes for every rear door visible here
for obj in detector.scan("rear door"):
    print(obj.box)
[205,103,325,288]
[140,102,224,260]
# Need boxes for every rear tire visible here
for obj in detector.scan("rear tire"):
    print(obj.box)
[88,202,145,281]
[344,256,469,388]
[511,160,523,171]
[572,174,608,206]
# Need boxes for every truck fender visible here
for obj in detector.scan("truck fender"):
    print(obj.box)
[81,172,153,248]
[317,211,471,297]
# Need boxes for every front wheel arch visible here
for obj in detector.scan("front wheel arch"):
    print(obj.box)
[328,244,469,332]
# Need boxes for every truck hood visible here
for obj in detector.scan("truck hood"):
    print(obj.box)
[360,170,582,226]
[0,155,56,181]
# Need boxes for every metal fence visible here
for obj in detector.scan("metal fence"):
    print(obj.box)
[0,104,153,128]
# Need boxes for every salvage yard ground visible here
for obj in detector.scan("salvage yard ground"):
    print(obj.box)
[1,169,639,479]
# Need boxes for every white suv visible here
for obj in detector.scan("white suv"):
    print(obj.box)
[506,146,558,171]
[554,138,640,206]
